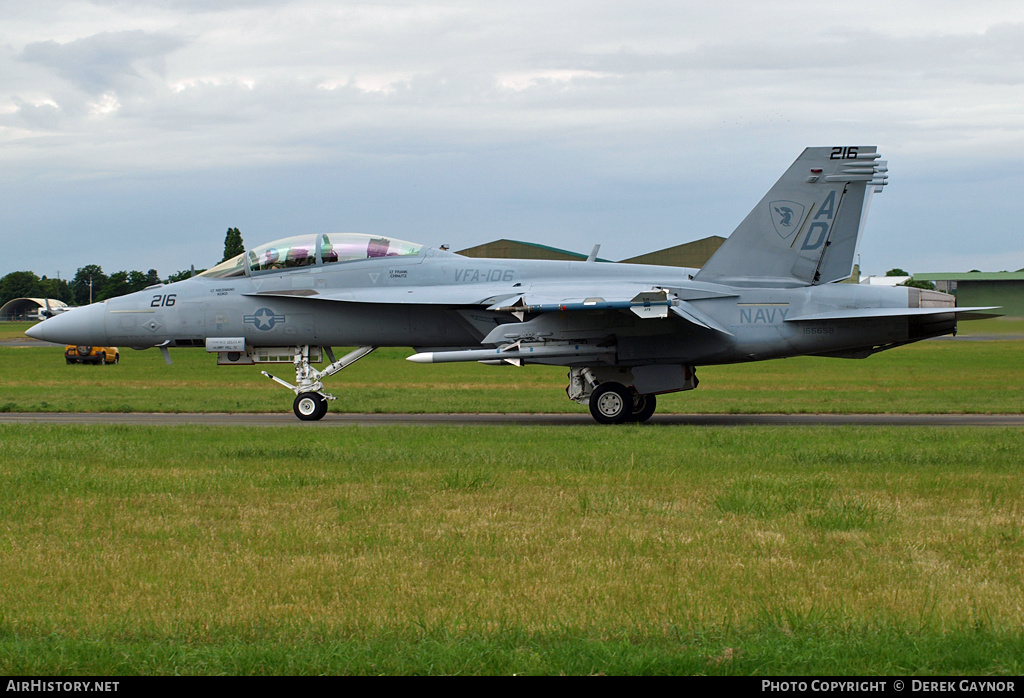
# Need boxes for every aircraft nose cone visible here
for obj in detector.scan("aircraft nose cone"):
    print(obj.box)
[25,303,108,345]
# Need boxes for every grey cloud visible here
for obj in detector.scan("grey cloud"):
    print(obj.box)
[567,21,1024,79]
[19,30,185,94]
[8,97,63,130]
[86,0,293,10]
[5,2,1024,277]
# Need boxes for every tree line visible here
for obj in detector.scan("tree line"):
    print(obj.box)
[0,228,244,310]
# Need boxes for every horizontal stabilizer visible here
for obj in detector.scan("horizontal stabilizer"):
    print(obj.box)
[785,306,1000,322]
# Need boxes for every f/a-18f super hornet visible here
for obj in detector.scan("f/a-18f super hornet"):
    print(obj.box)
[27,146,994,423]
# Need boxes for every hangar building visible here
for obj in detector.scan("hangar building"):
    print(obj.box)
[457,236,725,268]
[619,237,725,268]
[0,298,68,321]
[456,239,611,262]
[914,271,1024,318]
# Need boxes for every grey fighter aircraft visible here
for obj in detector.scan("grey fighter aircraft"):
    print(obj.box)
[27,146,994,423]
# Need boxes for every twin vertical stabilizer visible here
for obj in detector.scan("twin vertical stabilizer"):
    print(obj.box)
[694,146,888,287]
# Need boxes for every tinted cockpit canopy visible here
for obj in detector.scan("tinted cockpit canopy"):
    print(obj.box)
[199,233,423,279]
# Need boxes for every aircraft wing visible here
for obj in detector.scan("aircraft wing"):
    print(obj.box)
[486,289,734,335]
[251,281,715,313]
[250,281,739,339]
[408,284,735,365]
[246,285,522,307]
[466,286,736,366]
[249,285,684,318]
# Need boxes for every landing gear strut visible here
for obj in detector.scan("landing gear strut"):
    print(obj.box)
[262,345,376,421]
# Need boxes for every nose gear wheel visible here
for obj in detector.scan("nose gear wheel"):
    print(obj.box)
[294,392,328,421]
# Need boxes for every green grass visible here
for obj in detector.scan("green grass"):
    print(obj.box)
[3,318,1023,674]
[3,328,1023,414]
[0,424,1022,675]
[3,627,1020,676]
[956,316,1024,335]
[1,321,48,340]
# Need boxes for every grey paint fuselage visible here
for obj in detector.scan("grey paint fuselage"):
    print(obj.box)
[65,248,923,367]
[28,146,991,424]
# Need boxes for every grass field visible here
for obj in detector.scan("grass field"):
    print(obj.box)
[1,424,1022,675]
[2,319,1023,415]
[1,319,1022,675]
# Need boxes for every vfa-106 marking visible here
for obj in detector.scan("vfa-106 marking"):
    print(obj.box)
[28,147,997,423]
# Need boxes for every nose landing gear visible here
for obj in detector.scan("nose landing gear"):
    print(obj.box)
[261,345,377,421]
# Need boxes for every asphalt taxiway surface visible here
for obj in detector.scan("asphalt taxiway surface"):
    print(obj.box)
[2,412,1023,427]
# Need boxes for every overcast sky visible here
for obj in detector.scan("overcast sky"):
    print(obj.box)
[4,1,1024,281]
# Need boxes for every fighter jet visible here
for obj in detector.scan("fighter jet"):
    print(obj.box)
[27,146,994,423]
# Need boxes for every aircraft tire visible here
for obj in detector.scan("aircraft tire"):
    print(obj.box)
[589,382,632,425]
[294,392,328,421]
[629,393,657,423]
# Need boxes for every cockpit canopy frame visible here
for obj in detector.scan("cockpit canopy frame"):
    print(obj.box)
[199,233,423,279]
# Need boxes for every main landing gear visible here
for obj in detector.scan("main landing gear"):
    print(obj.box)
[262,345,376,421]
[588,382,658,425]
[567,365,698,425]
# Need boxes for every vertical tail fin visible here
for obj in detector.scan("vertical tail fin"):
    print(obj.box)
[694,146,888,287]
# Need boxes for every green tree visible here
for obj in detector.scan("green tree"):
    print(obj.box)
[222,227,244,262]
[126,270,152,293]
[71,265,107,305]
[0,271,44,307]
[97,271,130,301]
[165,269,191,283]
[164,267,205,284]
[39,276,74,304]
[94,270,156,301]
[885,267,935,290]
[901,278,936,290]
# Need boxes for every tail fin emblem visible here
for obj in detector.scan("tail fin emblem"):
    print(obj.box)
[770,201,805,240]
